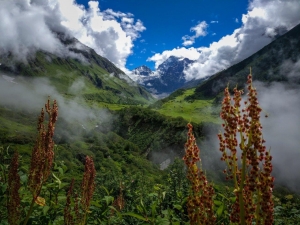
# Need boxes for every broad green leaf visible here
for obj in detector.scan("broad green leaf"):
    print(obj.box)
[43,205,50,215]
[216,204,224,217]
[214,200,222,206]
[173,204,182,211]
[58,167,63,175]
[122,212,148,221]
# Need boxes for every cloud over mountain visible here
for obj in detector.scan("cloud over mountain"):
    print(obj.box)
[0,0,145,71]
[148,0,300,81]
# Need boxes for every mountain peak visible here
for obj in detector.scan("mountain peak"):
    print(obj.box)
[133,55,195,96]
[132,65,153,76]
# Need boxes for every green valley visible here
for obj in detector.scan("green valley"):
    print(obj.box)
[1,26,300,224]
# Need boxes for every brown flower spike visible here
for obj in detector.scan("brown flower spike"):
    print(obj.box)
[183,123,216,225]
[7,152,21,225]
[218,73,274,225]
[64,179,75,225]
[79,156,96,224]
[28,99,58,199]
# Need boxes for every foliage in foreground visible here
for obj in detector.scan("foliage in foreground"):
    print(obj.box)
[1,74,300,224]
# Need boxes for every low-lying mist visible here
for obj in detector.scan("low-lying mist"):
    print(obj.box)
[0,74,113,138]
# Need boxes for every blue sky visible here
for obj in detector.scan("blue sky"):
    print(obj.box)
[76,0,249,70]
[1,0,299,80]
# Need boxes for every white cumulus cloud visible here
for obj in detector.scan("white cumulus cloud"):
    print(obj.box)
[0,0,145,71]
[149,0,300,81]
[182,21,208,46]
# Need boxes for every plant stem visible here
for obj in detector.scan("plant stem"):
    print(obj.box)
[239,130,248,225]
[23,197,35,225]
[239,149,246,225]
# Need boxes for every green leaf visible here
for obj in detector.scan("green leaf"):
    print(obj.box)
[230,196,237,202]
[101,186,110,195]
[151,202,157,217]
[58,167,63,175]
[148,193,158,197]
[173,204,182,211]
[91,200,102,207]
[162,191,166,200]
[43,205,50,215]
[108,206,122,218]
[1,183,8,193]
[57,196,66,201]
[216,204,224,217]
[20,174,28,183]
[122,212,148,221]
[214,200,222,206]
[103,196,114,205]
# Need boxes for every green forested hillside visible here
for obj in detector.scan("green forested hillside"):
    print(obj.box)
[0,37,154,106]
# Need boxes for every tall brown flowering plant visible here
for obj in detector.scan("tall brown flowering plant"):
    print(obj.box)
[64,156,96,225]
[183,123,216,225]
[112,182,125,214]
[7,152,21,225]
[64,178,75,225]
[218,72,274,225]
[24,99,58,225]
[79,156,96,225]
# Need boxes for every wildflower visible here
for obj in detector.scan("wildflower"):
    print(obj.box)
[218,73,274,224]
[79,156,96,224]
[111,183,125,216]
[28,99,58,199]
[183,123,216,225]
[64,179,75,225]
[23,99,58,225]
[7,152,21,225]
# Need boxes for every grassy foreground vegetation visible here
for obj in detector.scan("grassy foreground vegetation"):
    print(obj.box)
[154,88,220,124]
[1,75,300,225]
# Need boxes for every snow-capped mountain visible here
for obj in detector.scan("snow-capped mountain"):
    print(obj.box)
[132,56,195,97]
[132,65,154,76]
[157,56,194,86]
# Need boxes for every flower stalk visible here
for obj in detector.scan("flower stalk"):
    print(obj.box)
[24,99,58,225]
[218,72,274,224]
[79,156,96,225]
[7,152,21,225]
[183,123,216,225]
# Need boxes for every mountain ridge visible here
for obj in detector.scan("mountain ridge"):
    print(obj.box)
[188,23,300,100]
[132,56,195,96]
[0,34,155,105]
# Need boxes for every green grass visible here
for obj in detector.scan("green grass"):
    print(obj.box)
[156,88,221,124]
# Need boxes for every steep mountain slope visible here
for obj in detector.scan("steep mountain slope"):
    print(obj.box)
[151,23,300,124]
[188,23,300,100]
[0,34,163,185]
[132,56,195,96]
[0,34,154,105]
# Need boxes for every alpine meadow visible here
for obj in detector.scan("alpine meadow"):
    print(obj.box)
[1,0,300,224]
